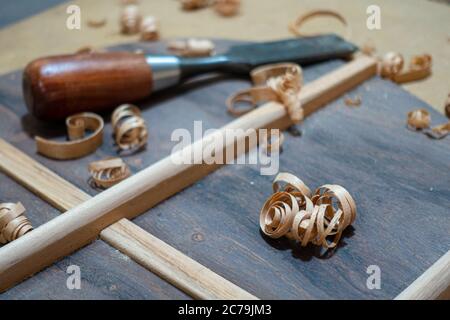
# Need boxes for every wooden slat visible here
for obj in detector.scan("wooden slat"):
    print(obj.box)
[102,220,256,300]
[0,56,378,292]
[0,138,256,299]
[395,250,450,300]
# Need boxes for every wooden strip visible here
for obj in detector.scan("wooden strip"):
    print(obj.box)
[0,56,378,292]
[102,220,255,300]
[395,250,450,300]
[0,139,256,299]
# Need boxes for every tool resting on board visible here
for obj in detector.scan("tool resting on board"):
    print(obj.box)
[22,34,357,121]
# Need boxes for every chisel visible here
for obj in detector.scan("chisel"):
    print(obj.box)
[22,34,357,120]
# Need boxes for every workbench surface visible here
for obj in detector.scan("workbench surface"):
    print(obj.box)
[0,40,448,299]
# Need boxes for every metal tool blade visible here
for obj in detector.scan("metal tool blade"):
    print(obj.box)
[226,34,358,69]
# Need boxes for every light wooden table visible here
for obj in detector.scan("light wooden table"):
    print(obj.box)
[0,0,449,113]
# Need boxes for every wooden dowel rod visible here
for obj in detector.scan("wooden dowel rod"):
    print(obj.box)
[0,56,378,292]
[0,139,256,299]
[395,250,450,300]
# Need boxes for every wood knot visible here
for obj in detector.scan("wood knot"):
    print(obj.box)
[191,232,205,242]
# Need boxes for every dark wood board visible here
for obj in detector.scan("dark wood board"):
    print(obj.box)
[0,40,449,299]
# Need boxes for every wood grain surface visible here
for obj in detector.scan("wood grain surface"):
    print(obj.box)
[0,138,257,299]
[0,40,449,299]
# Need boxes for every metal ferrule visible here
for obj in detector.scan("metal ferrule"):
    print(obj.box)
[145,55,181,91]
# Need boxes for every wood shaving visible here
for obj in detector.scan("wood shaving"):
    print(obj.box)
[140,16,159,41]
[35,113,104,160]
[344,96,361,107]
[361,41,376,56]
[112,104,148,152]
[289,9,351,40]
[167,39,215,57]
[0,202,33,245]
[407,109,431,130]
[120,5,142,35]
[121,0,138,4]
[76,46,95,54]
[181,0,210,10]
[260,172,356,250]
[87,18,107,28]
[214,0,241,17]
[88,157,131,189]
[75,47,105,54]
[407,108,450,139]
[227,63,304,123]
[379,52,432,83]
[393,54,432,83]
[379,52,404,79]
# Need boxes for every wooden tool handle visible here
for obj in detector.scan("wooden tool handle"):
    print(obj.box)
[22,52,153,121]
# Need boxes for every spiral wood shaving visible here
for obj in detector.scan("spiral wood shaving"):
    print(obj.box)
[227,63,303,123]
[0,202,33,245]
[181,0,210,10]
[87,18,106,28]
[88,157,131,189]
[379,52,404,79]
[35,113,104,160]
[344,96,361,107]
[407,108,450,139]
[167,39,215,57]
[379,53,432,83]
[120,5,142,35]
[260,172,356,250]
[112,104,148,152]
[289,10,351,40]
[214,0,240,16]
[140,16,159,41]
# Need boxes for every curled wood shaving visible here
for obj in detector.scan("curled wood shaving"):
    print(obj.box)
[88,157,131,189]
[35,113,104,160]
[260,172,356,250]
[361,41,376,56]
[344,95,361,107]
[112,104,148,152]
[76,46,95,54]
[87,18,107,28]
[140,16,159,41]
[0,202,33,245]
[227,63,304,123]
[426,123,450,139]
[167,39,215,57]
[379,52,432,83]
[120,5,142,35]
[214,0,241,17]
[407,108,450,139]
[393,54,432,84]
[289,9,351,40]
[181,0,210,10]
[407,109,431,130]
[379,52,404,79]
